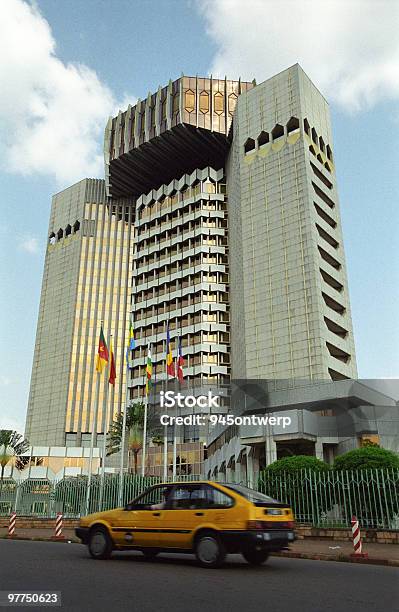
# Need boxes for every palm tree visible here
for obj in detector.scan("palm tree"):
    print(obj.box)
[0,430,30,493]
[107,402,154,474]
[128,424,143,474]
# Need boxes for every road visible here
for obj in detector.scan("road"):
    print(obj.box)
[0,540,398,612]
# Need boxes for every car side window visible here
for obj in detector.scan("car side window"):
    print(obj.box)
[204,485,234,509]
[126,485,171,510]
[168,485,207,510]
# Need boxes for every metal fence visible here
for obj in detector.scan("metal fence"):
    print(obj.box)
[1,469,398,529]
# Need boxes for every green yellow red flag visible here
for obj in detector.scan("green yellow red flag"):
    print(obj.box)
[95,326,109,374]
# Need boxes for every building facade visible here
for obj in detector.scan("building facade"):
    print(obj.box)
[25,179,133,447]
[26,65,363,474]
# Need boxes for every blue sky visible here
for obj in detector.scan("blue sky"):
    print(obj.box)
[1,0,398,434]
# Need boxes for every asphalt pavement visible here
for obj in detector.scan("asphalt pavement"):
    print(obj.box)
[1,540,398,612]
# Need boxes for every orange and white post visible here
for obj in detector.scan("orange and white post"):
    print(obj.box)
[52,512,65,540]
[8,512,16,538]
[351,515,368,559]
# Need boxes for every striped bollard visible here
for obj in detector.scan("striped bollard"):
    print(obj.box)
[7,512,16,538]
[350,515,368,559]
[52,512,65,540]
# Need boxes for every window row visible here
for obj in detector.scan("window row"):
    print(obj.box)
[244,116,300,154]
[131,311,230,337]
[184,89,238,116]
[134,272,229,303]
[137,183,227,220]
[304,119,333,161]
[48,220,80,244]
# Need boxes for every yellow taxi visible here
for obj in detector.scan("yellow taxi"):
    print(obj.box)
[75,481,295,568]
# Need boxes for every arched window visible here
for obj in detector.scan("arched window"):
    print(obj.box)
[184,89,195,113]
[228,93,237,115]
[214,92,224,115]
[324,161,331,173]
[244,138,256,154]
[326,144,333,161]
[57,228,63,240]
[258,131,269,147]
[304,118,310,135]
[73,220,80,233]
[65,224,72,237]
[311,127,318,144]
[319,137,325,152]
[199,91,209,114]
[49,232,56,245]
[271,124,284,141]
[287,116,300,134]
[317,154,323,164]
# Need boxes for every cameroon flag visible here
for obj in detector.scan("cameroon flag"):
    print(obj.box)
[108,338,116,385]
[95,326,109,373]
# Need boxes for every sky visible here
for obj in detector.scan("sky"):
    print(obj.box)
[0,0,398,434]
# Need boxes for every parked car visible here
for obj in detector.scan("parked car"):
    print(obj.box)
[76,481,295,568]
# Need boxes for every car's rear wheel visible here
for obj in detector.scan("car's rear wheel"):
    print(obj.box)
[242,549,269,566]
[195,532,226,568]
[88,526,113,560]
[142,548,159,560]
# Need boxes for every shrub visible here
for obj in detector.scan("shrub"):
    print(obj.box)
[333,446,399,471]
[264,455,330,475]
[258,456,331,522]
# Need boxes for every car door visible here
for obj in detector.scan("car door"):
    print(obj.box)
[160,484,209,549]
[113,484,172,548]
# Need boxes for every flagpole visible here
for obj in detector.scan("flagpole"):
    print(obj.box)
[172,355,178,479]
[118,351,130,508]
[86,320,104,515]
[99,333,112,511]
[141,344,150,477]
[163,422,168,479]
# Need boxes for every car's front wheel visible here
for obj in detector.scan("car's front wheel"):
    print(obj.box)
[88,526,113,560]
[242,549,269,566]
[195,532,226,568]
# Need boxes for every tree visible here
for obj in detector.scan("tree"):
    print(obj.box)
[333,446,399,471]
[332,447,399,528]
[263,455,330,476]
[259,456,331,523]
[0,430,31,493]
[106,402,156,474]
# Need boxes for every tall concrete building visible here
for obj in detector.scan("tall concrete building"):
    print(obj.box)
[104,66,356,401]
[26,65,358,473]
[25,179,133,446]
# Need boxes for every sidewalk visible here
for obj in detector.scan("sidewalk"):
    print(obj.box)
[1,527,398,566]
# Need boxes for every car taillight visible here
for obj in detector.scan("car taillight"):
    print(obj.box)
[247,520,264,530]
[247,520,296,530]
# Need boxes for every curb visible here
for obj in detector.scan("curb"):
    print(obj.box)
[0,535,79,543]
[271,550,399,567]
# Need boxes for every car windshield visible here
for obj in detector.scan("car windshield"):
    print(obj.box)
[222,484,279,504]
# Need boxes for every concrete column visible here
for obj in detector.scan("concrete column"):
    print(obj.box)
[315,440,324,461]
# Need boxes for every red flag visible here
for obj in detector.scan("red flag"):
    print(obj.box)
[166,322,175,377]
[108,338,116,385]
[177,335,184,383]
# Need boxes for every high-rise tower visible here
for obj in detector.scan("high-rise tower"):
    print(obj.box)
[25,179,133,446]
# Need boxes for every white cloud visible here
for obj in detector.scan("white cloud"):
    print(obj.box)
[0,0,134,186]
[18,235,39,254]
[198,0,399,112]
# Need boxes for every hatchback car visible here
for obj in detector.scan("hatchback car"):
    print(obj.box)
[76,481,295,568]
